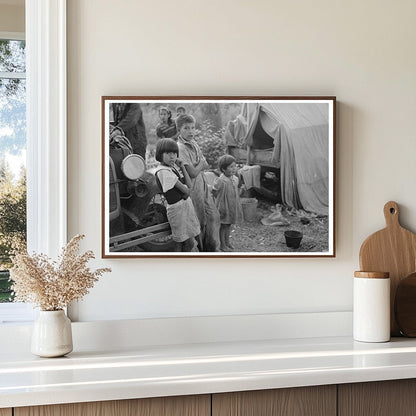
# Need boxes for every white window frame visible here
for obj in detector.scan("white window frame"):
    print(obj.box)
[26,0,67,256]
[0,0,67,323]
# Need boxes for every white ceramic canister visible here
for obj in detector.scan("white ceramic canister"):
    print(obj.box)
[353,271,390,342]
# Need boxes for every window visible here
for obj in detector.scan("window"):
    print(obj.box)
[0,0,67,323]
[0,34,30,321]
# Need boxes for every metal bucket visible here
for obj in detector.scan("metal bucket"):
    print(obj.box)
[241,198,258,222]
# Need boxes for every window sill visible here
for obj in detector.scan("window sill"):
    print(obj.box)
[0,303,36,324]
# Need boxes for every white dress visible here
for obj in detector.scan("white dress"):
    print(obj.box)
[212,174,243,224]
[155,166,200,243]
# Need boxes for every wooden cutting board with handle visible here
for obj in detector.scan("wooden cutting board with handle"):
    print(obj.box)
[359,201,416,336]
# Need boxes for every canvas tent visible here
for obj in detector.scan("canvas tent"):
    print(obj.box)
[225,102,330,216]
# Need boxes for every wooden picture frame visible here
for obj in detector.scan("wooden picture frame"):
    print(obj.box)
[102,96,336,258]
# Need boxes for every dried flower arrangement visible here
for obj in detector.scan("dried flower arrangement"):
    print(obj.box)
[10,234,111,311]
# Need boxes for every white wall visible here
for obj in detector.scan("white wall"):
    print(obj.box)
[0,3,24,33]
[67,0,416,322]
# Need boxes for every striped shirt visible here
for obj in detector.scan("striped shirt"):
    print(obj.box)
[156,121,177,139]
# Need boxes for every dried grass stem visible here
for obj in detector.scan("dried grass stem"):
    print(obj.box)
[10,234,111,310]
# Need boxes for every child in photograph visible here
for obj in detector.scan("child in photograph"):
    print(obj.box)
[156,106,178,140]
[154,138,200,252]
[212,155,243,251]
[176,105,186,119]
[177,114,220,252]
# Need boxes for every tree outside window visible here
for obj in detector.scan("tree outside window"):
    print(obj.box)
[0,38,26,302]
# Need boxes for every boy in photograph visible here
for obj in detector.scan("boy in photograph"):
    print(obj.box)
[176,105,186,119]
[177,114,220,252]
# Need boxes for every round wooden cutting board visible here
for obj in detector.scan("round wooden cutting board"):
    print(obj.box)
[359,201,416,336]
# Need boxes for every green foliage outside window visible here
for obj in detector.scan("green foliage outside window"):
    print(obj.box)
[0,38,27,303]
[0,270,12,302]
[0,163,26,302]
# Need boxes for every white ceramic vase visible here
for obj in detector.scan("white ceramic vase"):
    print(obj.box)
[31,310,73,357]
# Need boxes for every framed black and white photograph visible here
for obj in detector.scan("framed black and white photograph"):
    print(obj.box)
[102,96,336,258]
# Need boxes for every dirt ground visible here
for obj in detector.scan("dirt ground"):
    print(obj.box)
[229,198,329,253]
[123,196,329,253]
[120,195,329,254]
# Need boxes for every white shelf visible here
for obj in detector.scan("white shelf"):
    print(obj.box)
[2,335,416,408]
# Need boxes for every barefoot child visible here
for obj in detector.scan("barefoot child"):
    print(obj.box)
[177,114,220,251]
[212,155,243,251]
[154,139,200,252]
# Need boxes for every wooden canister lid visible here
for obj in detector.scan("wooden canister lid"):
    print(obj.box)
[354,271,389,279]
